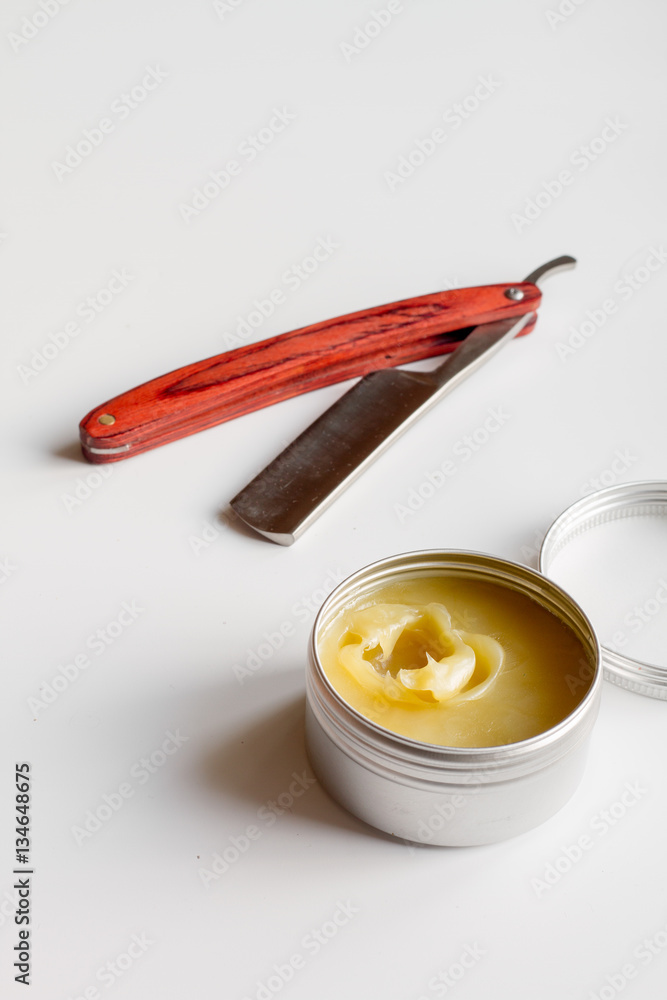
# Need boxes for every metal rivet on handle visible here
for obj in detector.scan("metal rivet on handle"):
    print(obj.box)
[98,414,116,425]
[505,287,525,301]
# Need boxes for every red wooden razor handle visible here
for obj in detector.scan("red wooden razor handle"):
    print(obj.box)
[79,281,540,463]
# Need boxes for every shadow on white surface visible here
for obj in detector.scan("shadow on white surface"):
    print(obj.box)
[52,439,90,463]
[197,672,408,846]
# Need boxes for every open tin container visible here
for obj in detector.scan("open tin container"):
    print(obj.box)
[305,481,667,846]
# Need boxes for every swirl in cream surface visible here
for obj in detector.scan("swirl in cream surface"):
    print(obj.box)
[317,574,594,748]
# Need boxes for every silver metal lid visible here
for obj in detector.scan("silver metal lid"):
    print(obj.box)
[539,481,667,700]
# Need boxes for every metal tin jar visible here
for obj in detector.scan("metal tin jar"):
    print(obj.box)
[305,550,601,846]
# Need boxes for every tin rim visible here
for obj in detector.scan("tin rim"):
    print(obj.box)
[539,480,667,701]
[309,548,601,776]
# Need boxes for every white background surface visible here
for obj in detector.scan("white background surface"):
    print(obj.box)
[3,1,667,998]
